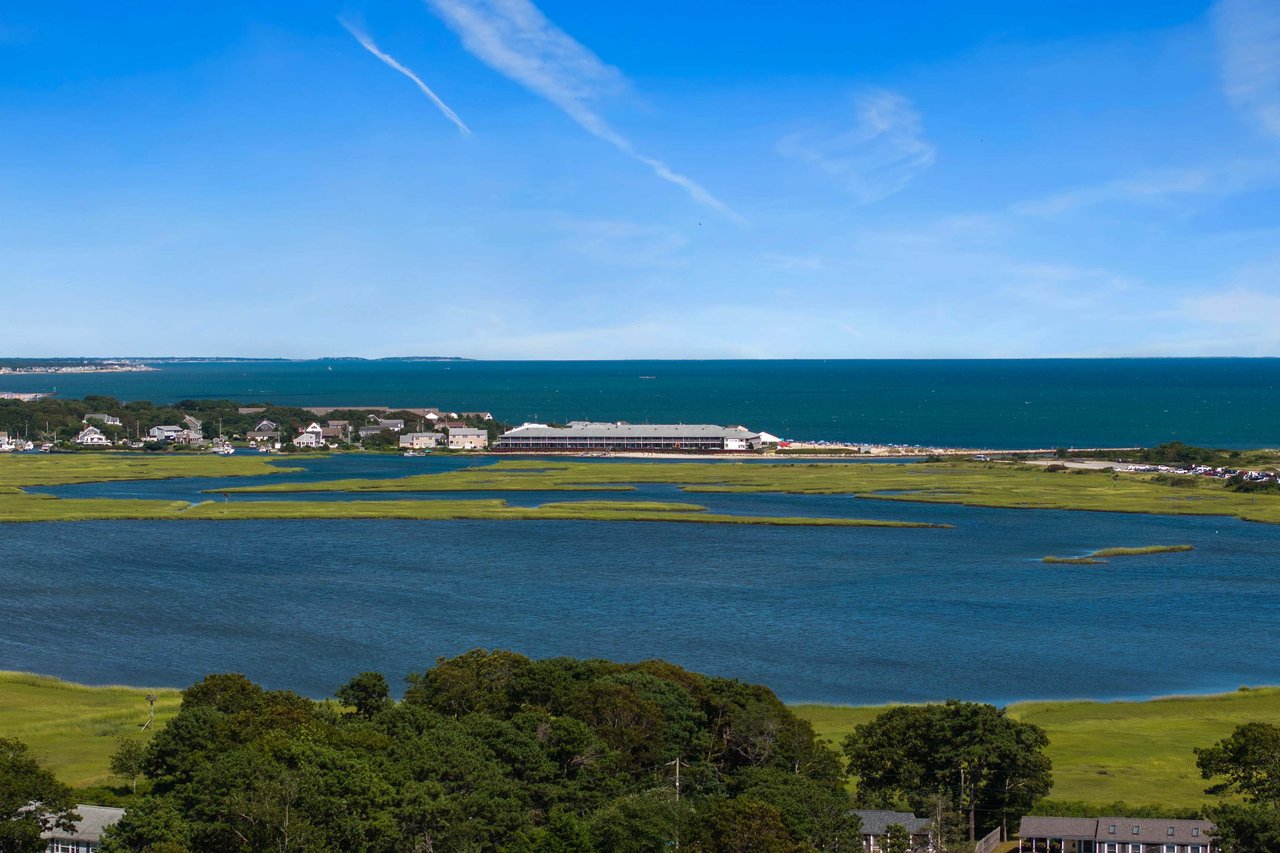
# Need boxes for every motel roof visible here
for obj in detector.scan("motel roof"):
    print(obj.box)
[1019,816,1216,845]
[500,422,760,439]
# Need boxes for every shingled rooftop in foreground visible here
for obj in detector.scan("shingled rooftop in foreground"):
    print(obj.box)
[1018,815,1217,853]
[493,421,778,452]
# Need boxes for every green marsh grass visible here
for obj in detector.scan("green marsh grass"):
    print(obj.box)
[794,687,1280,809]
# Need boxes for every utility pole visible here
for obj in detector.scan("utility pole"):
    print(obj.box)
[666,754,687,800]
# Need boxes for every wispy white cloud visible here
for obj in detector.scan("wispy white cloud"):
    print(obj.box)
[1214,0,1280,138]
[1013,169,1211,216]
[1012,159,1280,216]
[422,0,739,221]
[778,89,935,204]
[760,253,827,273]
[342,19,471,136]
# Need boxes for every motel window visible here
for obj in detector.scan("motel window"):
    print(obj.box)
[1165,846,1178,853]
[1128,845,1142,853]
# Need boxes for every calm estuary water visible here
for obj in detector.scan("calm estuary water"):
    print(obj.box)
[6,456,1279,704]
[4,357,1280,447]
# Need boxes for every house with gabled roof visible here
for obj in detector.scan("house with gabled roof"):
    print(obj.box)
[74,425,112,447]
[41,803,124,852]
[852,810,934,852]
[1019,815,1218,853]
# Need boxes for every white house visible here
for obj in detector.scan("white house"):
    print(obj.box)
[399,432,442,449]
[74,426,112,447]
[293,431,325,448]
[83,413,122,426]
[447,427,489,450]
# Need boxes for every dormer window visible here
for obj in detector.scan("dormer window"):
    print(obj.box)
[1168,827,1176,836]
[1132,826,1141,835]
[1192,828,1200,837]
[1109,825,1117,834]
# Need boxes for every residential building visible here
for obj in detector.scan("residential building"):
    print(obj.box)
[1018,816,1218,853]
[74,426,112,447]
[367,415,406,432]
[247,430,281,445]
[147,426,201,445]
[180,415,203,433]
[83,413,122,426]
[147,425,183,442]
[254,418,278,432]
[447,427,489,450]
[852,810,934,852]
[400,432,442,449]
[41,803,124,853]
[494,422,766,452]
[292,431,325,448]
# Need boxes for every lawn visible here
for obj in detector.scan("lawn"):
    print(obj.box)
[794,687,1280,809]
[11,670,1278,806]
[221,459,1280,525]
[0,672,182,787]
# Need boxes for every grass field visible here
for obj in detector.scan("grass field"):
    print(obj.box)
[222,458,1280,525]
[0,453,941,526]
[794,687,1280,808]
[0,453,297,487]
[9,671,1277,806]
[0,672,182,787]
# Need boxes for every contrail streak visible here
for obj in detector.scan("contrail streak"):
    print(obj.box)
[342,20,471,136]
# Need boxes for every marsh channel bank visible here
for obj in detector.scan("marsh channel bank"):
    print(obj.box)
[3,450,1279,706]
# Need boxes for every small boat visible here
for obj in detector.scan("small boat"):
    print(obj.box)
[40,443,53,453]
[402,449,427,457]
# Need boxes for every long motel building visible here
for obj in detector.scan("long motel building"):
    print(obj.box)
[1018,816,1218,853]
[493,421,778,453]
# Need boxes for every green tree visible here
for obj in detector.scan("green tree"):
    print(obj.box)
[404,648,533,716]
[99,797,191,853]
[1196,723,1280,853]
[731,767,861,850]
[0,737,79,853]
[842,700,1052,841]
[1201,802,1280,853]
[110,737,148,793]
[335,671,390,719]
[691,797,801,853]
[883,823,911,853]
[590,789,691,852]
[1195,722,1280,806]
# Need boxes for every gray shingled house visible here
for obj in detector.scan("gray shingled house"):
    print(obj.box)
[1018,815,1217,853]
[851,809,935,852]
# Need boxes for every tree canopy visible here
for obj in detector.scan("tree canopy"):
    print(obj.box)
[842,699,1052,841]
[1196,723,1280,853]
[0,736,79,853]
[98,651,863,852]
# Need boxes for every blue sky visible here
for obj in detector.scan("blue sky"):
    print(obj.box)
[3,0,1280,358]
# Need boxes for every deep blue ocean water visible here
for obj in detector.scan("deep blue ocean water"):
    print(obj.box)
[6,456,1280,704]
[4,357,1280,447]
